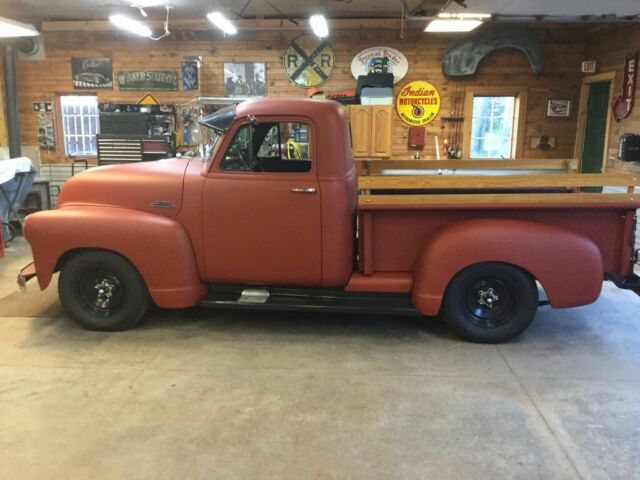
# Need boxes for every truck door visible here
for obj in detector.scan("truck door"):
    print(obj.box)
[202,119,322,286]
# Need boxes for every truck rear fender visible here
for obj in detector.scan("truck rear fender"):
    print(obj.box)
[24,207,207,309]
[412,219,603,315]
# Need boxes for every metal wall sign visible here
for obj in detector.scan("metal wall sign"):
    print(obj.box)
[396,81,441,126]
[71,57,113,89]
[350,46,408,84]
[118,71,178,91]
[283,35,335,88]
[613,50,639,122]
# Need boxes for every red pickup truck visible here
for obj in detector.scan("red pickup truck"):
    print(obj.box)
[19,98,640,342]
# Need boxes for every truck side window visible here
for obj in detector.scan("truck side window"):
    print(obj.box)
[220,122,312,173]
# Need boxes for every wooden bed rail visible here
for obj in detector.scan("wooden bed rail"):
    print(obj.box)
[359,193,639,206]
[359,173,640,190]
[356,158,577,174]
[357,171,640,206]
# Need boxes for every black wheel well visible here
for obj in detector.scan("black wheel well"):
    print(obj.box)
[449,261,537,286]
[55,248,136,274]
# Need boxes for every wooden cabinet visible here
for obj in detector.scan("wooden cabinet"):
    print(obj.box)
[370,106,392,157]
[348,105,392,158]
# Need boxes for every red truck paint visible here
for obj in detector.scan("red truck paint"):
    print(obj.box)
[20,98,640,323]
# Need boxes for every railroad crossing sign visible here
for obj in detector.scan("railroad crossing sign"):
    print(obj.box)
[283,34,335,88]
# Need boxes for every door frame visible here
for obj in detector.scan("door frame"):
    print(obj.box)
[573,71,616,173]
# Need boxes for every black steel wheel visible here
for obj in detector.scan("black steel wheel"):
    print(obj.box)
[442,262,538,343]
[58,251,151,331]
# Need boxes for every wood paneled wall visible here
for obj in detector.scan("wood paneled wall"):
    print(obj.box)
[587,24,640,171]
[14,24,587,163]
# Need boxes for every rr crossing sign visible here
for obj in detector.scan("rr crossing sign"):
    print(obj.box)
[283,35,335,88]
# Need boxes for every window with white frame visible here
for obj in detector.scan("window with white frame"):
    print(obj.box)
[470,96,517,159]
[60,95,100,155]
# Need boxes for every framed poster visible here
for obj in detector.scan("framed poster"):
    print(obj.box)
[118,71,178,91]
[71,57,113,89]
[181,56,201,91]
[223,62,266,96]
[546,99,572,118]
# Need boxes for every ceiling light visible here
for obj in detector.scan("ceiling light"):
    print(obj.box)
[425,19,483,32]
[207,11,237,35]
[109,14,152,37]
[438,13,491,20]
[309,14,329,38]
[425,12,490,32]
[0,16,39,38]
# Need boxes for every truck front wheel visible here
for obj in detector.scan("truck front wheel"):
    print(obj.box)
[442,263,538,343]
[58,251,151,331]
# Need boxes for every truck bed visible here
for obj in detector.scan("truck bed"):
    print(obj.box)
[356,171,640,279]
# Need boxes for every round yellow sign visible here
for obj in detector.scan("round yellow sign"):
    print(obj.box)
[395,80,441,126]
[284,35,335,88]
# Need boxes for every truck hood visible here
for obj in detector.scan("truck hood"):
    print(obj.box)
[57,158,192,217]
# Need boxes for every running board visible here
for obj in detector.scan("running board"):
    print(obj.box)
[200,285,421,316]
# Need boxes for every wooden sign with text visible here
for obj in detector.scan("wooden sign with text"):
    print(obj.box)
[613,51,639,122]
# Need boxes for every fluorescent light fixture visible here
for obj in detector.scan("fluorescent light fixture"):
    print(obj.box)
[309,14,329,38]
[425,12,490,32]
[0,16,39,38]
[109,14,152,37]
[425,19,483,32]
[438,13,491,19]
[207,11,237,35]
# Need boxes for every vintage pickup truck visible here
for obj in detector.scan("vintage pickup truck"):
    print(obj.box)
[19,98,640,342]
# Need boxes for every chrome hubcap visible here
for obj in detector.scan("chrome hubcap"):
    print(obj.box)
[94,278,116,309]
[477,287,500,309]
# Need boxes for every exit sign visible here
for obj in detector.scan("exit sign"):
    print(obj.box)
[582,60,597,73]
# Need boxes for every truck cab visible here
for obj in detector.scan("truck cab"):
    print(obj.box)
[195,99,356,287]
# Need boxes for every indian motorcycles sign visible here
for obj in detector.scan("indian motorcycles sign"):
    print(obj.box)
[396,80,441,126]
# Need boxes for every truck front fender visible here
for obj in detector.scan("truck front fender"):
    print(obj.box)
[412,219,603,315]
[24,206,207,308]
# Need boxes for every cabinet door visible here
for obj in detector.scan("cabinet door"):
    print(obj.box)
[370,106,392,158]
[349,105,372,157]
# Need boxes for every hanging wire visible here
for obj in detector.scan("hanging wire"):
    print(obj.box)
[149,4,172,41]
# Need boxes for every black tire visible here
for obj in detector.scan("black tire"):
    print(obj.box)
[442,262,538,343]
[58,251,151,331]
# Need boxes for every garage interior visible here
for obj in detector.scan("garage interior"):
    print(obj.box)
[1,0,640,478]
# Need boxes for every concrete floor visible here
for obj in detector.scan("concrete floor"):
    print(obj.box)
[1,236,640,479]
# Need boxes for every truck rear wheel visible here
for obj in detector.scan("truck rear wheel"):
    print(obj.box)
[442,263,538,343]
[58,251,151,331]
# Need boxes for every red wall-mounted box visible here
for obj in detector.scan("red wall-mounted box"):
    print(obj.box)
[408,126,425,148]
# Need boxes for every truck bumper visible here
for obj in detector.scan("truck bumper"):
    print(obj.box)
[17,262,37,293]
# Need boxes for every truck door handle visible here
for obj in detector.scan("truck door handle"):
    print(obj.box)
[291,187,317,194]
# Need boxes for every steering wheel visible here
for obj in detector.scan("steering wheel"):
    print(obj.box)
[225,142,253,171]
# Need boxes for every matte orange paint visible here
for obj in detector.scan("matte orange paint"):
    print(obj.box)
[20,98,640,314]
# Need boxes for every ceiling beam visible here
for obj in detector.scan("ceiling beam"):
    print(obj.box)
[41,18,413,33]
